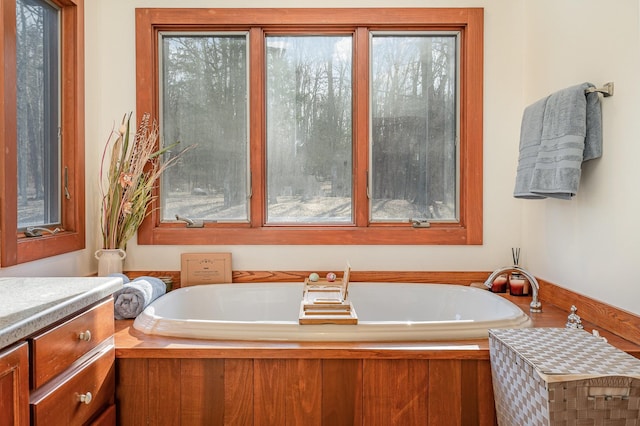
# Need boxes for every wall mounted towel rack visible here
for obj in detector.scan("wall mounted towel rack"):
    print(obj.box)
[585,82,614,97]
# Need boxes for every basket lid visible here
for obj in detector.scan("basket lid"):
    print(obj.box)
[489,328,640,382]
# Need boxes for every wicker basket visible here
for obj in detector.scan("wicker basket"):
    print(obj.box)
[489,328,640,426]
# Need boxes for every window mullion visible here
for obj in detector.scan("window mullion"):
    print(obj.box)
[249,26,265,227]
[353,26,369,227]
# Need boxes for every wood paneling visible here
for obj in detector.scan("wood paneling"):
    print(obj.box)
[322,359,362,426]
[117,357,496,425]
[287,360,322,425]
[125,270,492,290]
[225,359,253,426]
[148,359,181,426]
[363,359,429,425]
[538,278,640,345]
[428,360,461,425]
[476,360,497,425]
[181,359,224,425]
[115,358,148,426]
[254,359,287,425]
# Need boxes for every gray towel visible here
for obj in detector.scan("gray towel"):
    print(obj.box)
[113,276,166,320]
[513,97,549,199]
[514,83,603,199]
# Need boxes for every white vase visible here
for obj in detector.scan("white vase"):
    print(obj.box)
[95,249,127,277]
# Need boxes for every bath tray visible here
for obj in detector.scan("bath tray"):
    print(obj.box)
[298,301,358,325]
[299,275,357,324]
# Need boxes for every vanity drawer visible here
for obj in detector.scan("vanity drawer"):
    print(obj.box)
[30,342,115,426]
[31,298,114,388]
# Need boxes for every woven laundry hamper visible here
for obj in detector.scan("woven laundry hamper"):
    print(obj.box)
[489,328,640,426]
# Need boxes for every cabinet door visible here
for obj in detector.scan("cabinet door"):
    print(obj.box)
[0,342,29,426]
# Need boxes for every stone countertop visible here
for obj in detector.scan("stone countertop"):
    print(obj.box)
[0,277,123,349]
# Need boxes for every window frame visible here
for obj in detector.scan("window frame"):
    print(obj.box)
[1,0,85,266]
[135,8,483,245]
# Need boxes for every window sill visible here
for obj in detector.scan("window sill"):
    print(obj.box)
[138,224,481,245]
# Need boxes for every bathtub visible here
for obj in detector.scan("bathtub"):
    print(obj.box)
[133,282,532,342]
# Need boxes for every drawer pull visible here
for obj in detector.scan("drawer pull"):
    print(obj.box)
[77,392,93,405]
[78,330,92,342]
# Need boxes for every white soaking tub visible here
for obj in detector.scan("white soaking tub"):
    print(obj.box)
[132,282,532,342]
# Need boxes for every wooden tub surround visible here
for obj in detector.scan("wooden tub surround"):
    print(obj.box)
[115,272,640,426]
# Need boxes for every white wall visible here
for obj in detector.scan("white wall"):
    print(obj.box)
[522,0,640,315]
[3,1,637,316]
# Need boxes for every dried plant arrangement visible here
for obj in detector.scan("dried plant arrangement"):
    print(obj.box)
[99,112,190,250]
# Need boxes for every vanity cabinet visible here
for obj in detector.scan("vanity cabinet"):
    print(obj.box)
[29,298,116,426]
[0,341,30,426]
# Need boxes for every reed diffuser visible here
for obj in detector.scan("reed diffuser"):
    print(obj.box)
[509,248,529,296]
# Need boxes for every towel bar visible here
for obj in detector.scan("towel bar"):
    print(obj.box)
[585,82,614,97]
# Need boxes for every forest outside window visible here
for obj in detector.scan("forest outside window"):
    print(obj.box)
[265,35,353,224]
[1,0,85,266]
[136,8,483,245]
[17,0,60,230]
[160,33,250,223]
[370,33,458,223]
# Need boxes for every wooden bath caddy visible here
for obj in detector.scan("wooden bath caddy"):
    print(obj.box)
[298,267,357,325]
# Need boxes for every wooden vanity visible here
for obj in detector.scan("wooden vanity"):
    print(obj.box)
[0,277,122,426]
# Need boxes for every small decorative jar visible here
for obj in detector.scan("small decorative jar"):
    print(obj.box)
[508,272,529,296]
[490,274,508,293]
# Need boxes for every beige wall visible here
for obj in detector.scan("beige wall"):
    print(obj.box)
[2,0,638,316]
[522,0,640,314]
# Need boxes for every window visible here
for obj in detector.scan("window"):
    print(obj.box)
[1,0,85,266]
[16,0,60,230]
[136,8,483,245]
[265,35,353,224]
[160,33,250,223]
[370,33,458,223]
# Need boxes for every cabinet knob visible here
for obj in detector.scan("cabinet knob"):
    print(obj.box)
[78,330,92,342]
[77,392,93,405]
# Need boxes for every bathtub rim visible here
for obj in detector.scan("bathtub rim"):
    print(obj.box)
[132,282,533,342]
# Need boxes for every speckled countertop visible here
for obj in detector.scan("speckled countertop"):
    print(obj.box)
[0,277,123,349]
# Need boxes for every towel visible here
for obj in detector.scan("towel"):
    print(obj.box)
[514,83,602,199]
[513,97,549,199]
[113,276,166,320]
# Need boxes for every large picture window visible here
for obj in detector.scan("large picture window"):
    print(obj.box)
[136,8,483,245]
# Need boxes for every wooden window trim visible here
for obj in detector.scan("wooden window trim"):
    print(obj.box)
[136,8,483,245]
[0,0,85,266]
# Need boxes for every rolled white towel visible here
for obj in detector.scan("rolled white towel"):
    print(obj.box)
[113,276,166,320]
